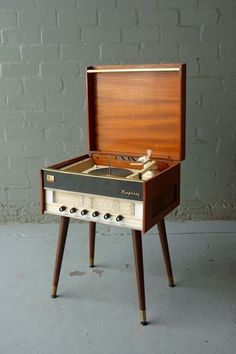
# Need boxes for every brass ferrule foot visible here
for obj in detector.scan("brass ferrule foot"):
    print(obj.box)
[140,310,148,326]
[51,286,58,298]
[89,258,94,268]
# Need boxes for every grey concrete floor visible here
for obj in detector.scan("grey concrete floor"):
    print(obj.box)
[0,221,236,354]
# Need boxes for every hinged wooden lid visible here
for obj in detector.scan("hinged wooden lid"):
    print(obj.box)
[86,63,186,161]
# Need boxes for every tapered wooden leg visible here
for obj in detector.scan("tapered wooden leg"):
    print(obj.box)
[51,216,70,298]
[132,230,148,326]
[89,222,96,268]
[157,219,174,287]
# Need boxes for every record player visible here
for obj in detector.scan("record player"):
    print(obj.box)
[40,63,186,325]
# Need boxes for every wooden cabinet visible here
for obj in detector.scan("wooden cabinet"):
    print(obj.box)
[40,63,186,325]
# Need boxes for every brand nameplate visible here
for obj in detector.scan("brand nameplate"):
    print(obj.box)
[121,189,140,198]
[46,175,55,182]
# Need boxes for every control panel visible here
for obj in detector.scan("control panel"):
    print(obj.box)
[44,188,143,230]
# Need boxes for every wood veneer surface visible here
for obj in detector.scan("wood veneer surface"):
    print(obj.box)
[86,64,185,161]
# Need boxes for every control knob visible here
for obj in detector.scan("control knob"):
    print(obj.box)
[81,209,88,216]
[70,207,77,214]
[116,215,123,222]
[92,211,99,217]
[104,213,111,220]
[59,206,66,212]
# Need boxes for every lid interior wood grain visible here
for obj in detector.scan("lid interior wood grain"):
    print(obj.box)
[86,64,186,161]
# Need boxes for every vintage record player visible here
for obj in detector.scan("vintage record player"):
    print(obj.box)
[40,63,186,325]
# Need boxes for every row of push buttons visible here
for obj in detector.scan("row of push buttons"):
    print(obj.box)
[59,206,123,222]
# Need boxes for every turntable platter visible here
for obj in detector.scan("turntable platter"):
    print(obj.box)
[88,167,133,178]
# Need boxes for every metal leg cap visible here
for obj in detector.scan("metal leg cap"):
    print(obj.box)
[51,286,57,298]
[169,282,175,288]
[89,258,94,268]
[140,321,148,326]
[140,310,147,325]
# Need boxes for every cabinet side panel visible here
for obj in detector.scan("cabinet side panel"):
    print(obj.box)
[40,169,45,214]
[143,164,180,232]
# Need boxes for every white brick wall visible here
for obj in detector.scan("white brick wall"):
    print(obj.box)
[0,0,235,222]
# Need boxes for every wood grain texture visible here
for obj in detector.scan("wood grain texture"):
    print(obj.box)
[86,64,186,161]
[51,216,70,297]
[132,229,146,313]
[89,222,96,267]
[157,219,174,287]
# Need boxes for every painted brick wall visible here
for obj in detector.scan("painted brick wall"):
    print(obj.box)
[0,0,235,222]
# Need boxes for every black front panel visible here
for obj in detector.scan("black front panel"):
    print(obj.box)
[43,170,143,201]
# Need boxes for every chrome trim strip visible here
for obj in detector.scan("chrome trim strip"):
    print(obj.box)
[87,68,180,73]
